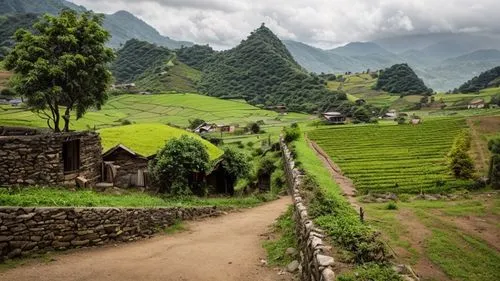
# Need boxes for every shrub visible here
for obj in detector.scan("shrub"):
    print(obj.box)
[386,202,398,210]
[247,122,261,134]
[488,138,500,188]
[188,118,205,130]
[121,119,132,125]
[149,135,210,195]
[219,147,251,194]
[448,130,475,179]
[283,126,301,143]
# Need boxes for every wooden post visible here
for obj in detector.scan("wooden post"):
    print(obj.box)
[359,207,364,223]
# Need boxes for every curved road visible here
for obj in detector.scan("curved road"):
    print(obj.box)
[0,197,293,281]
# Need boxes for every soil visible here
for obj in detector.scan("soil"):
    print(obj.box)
[0,197,294,281]
[396,209,452,281]
[307,138,361,213]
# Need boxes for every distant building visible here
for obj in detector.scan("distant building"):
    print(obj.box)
[194,123,218,134]
[217,124,236,133]
[383,110,398,120]
[411,118,421,125]
[322,112,346,124]
[468,99,485,109]
[102,144,150,188]
[112,83,136,91]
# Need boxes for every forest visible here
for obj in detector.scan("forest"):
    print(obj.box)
[375,63,433,95]
[457,66,500,93]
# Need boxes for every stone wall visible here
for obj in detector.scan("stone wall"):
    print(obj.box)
[280,138,336,281]
[0,206,223,262]
[0,130,102,186]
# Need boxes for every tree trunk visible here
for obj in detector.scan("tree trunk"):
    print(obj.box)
[62,107,71,132]
[52,107,61,132]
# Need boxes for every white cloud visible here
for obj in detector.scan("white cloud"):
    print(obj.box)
[71,0,500,49]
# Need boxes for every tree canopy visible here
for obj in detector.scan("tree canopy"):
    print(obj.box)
[4,9,114,132]
[456,66,500,93]
[375,63,433,95]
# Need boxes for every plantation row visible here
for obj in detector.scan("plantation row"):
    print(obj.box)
[308,118,473,193]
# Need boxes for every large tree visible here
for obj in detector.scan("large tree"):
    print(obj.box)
[4,9,114,132]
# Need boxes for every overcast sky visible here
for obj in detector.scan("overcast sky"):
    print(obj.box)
[71,0,499,49]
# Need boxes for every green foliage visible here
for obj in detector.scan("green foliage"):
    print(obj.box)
[220,146,251,183]
[247,122,261,134]
[447,130,475,179]
[176,44,216,70]
[4,10,114,132]
[0,187,272,208]
[488,138,500,188]
[375,64,433,95]
[308,118,473,193]
[198,25,347,112]
[257,155,277,177]
[337,263,402,281]
[457,66,500,93]
[386,202,398,210]
[283,125,301,143]
[490,94,500,106]
[263,206,297,265]
[149,135,210,195]
[395,116,406,125]
[111,39,172,83]
[293,138,388,263]
[0,13,39,58]
[188,118,205,130]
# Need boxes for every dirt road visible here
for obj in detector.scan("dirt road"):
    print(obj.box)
[0,197,293,281]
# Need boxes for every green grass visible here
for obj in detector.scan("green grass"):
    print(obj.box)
[0,187,275,208]
[263,206,297,266]
[435,87,500,108]
[163,220,188,234]
[308,118,473,193]
[0,93,311,130]
[99,123,223,159]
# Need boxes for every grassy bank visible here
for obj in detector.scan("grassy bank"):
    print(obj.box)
[263,206,297,266]
[0,187,276,208]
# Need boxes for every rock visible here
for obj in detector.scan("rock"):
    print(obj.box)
[71,240,89,246]
[17,213,36,220]
[7,248,22,258]
[321,268,335,281]
[286,260,300,273]
[0,236,14,242]
[285,247,298,257]
[316,254,334,267]
[260,259,268,266]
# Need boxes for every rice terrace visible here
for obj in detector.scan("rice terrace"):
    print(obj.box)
[0,1,500,281]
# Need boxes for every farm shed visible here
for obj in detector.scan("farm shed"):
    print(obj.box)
[194,123,218,134]
[102,144,150,188]
[322,112,346,124]
[468,99,485,109]
[0,126,102,186]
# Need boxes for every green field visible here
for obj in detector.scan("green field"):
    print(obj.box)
[308,118,472,193]
[99,123,223,159]
[0,93,311,130]
[435,87,500,108]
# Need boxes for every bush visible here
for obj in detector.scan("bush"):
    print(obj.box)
[283,126,301,143]
[247,122,261,134]
[149,135,210,195]
[448,130,475,179]
[121,119,132,125]
[488,138,500,188]
[386,202,398,210]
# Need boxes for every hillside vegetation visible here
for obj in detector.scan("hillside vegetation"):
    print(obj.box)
[0,13,38,58]
[110,39,200,93]
[198,25,347,112]
[99,123,222,159]
[376,64,433,95]
[177,44,216,70]
[308,118,472,193]
[457,66,500,93]
[0,93,310,129]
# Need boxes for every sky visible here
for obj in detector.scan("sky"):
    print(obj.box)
[71,0,500,50]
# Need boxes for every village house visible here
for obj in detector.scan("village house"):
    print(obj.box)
[102,144,151,188]
[467,99,485,109]
[383,109,398,120]
[112,83,136,91]
[194,123,218,134]
[322,112,346,124]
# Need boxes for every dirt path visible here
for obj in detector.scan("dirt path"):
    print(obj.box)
[467,118,489,174]
[0,197,293,281]
[307,138,361,212]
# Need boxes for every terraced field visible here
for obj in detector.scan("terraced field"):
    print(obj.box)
[0,93,310,129]
[308,118,472,193]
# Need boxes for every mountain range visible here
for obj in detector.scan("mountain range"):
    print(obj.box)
[1,0,500,92]
[0,0,193,49]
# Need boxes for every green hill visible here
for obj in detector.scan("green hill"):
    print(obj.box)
[176,44,216,70]
[0,93,310,129]
[0,13,38,58]
[376,63,433,95]
[198,24,346,112]
[457,66,500,93]
[110,39,200,93]
[99,123,223,159]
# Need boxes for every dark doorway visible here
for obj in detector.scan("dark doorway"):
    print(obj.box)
[63,139,80,172]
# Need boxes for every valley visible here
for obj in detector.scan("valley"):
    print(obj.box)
[0,2,499,281]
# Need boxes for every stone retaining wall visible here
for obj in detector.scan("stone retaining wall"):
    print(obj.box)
[0,206,223,262]
[280,138,336,281]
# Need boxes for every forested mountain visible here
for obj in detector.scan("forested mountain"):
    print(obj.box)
[457,66,500,93]
[0,0,192,50]
[284,33,500,91]
[198,25,346,112]
[176,45,216,70]
[376,64,433,95]
[0,13,38,58]
[110,39,200,93]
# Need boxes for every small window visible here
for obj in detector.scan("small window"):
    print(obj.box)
[63,139,80,172]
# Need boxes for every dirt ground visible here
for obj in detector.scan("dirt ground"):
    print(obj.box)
[0,197,294,281]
